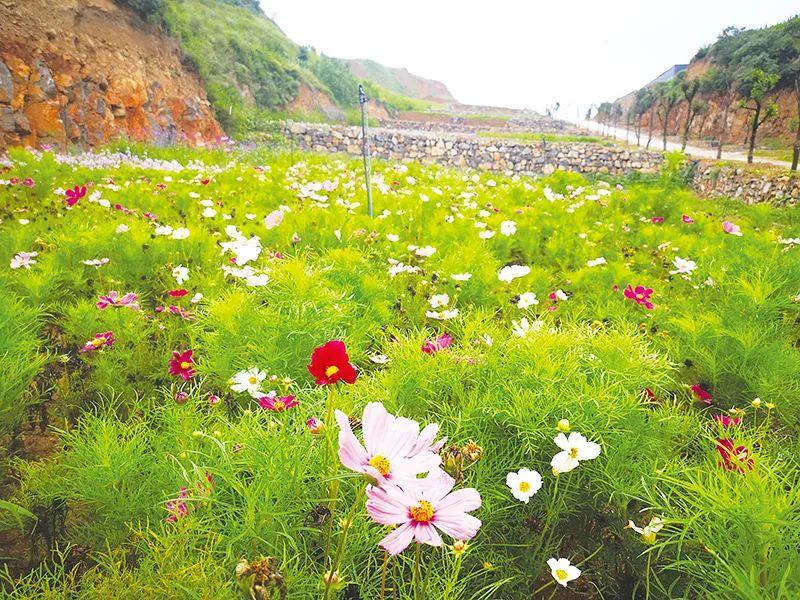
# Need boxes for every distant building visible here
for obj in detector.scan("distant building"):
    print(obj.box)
[649,65,689,85]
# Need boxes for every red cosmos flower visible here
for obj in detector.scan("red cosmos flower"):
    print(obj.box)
[22,177,35,188]
[167,289,189,297]
[651,216,664,223]
[307,340,358,385]
[691,384,713,405]
[258,394,299,412]
[623,285,654,310]
[65,185,87,206]
[644,387,658,403]
[716,438,754,473]
[169,349,196,380]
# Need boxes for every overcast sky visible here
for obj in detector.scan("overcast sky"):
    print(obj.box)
[263,1,798,117]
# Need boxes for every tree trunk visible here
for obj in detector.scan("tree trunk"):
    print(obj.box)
[716,100,730,160]
[747,103,761,164]
[646,106,655,150]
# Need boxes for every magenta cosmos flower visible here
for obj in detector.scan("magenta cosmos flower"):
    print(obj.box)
[335,402,444,485]
[80,331,115,353]
[421,333,452,354]
[623,285,654,310]
[257,394,298,412]
[366,471,481,555]
[96,291,140,310]
[307,340,358,385]
[169,349,196,380]
[722,221,742,236]
[65,185,87,207]
[716,438,753,473]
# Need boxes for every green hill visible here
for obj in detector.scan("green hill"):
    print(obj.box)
[116,0,440,134]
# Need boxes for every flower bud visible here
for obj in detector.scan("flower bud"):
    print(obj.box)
[557,419,570,433]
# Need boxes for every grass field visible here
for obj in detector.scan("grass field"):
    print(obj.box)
[1,144,799,599]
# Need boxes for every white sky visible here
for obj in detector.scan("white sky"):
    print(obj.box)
[262,1,798,118]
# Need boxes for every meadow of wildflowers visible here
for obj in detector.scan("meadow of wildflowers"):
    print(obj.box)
[1,143,799,599]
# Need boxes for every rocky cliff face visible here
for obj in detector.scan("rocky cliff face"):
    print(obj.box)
[0,0,222,150]
[346,59,456,104]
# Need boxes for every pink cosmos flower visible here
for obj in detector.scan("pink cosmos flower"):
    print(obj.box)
[623,285,654,310]
[175,391,189,404]
[264,209,284,230]
[335,402,444,485]
[156,305,194,320]
[306,417,325,434]
[713,414,741,427]
[716,438,753,473]
[80,331,115,353]
[96,291,140,310]
[65,185,87,207]
[208,394,221,405]
[257,394,298,412]
[651,216,664,223]
[169,349,196,380]
[165,487,189,523]
[10,251,38,270]
[365,471,481,555]
[682,214,694,224]
[22,177,34,188]
[691,384,713,405]
[722,221,742,236]
[421,333,453,354]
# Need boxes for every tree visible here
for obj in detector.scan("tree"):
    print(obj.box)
[654,80,681,150]
[632,88,653,146]
[737,67,779,163]
[679,78,705,151]
[699,66,737,159]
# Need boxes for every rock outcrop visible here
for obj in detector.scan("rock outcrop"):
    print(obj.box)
[0,0,222,150]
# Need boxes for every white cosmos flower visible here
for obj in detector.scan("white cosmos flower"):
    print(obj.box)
[155,225,173,236]
[553,289,568,301]
[479,230,496,239]
[190,293,203,304]
[370,354,390,364]
[506,468,542,503]
[429,293,450,308]
[498,265,531,283]
[415,245,436,257]
[517,292,539,309]
[512,317,543,338]
[627,516,665,544]
[587,257,606,267]
[548,558,581,587]
[172,265,189,284]
[451,272,472,281]
[550,432,601,474]
[202,207,217,218]
[500,220,517,236]
[670,256,697,275]
[115,224,129,233]
[171,227,190,240]
[386,233,399,242]
[426,308,459,320]
[82,258,109,268]
[230,368,267,396]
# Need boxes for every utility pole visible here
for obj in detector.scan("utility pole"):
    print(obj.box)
[359,84,373,218]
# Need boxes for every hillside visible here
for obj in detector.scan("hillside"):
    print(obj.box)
[346,58,456,104]
[605,15,800,157]
[0,0,222,150]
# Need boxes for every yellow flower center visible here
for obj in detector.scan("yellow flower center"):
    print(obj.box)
[325,365,340,377]
[369,455,391,477]
[555,569,568,581]
[180,361,192,370]
[409,500,435,523]
[273,400,285,411]
[569,447,579,459]
[642,531,656,544]
[248,376,257,385]
[91,338,103,347]
[519,481,531,493]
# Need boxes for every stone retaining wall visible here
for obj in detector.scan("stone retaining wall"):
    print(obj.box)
[690,163,799,206]
[282,122,800,205]
[283,122,662,175]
